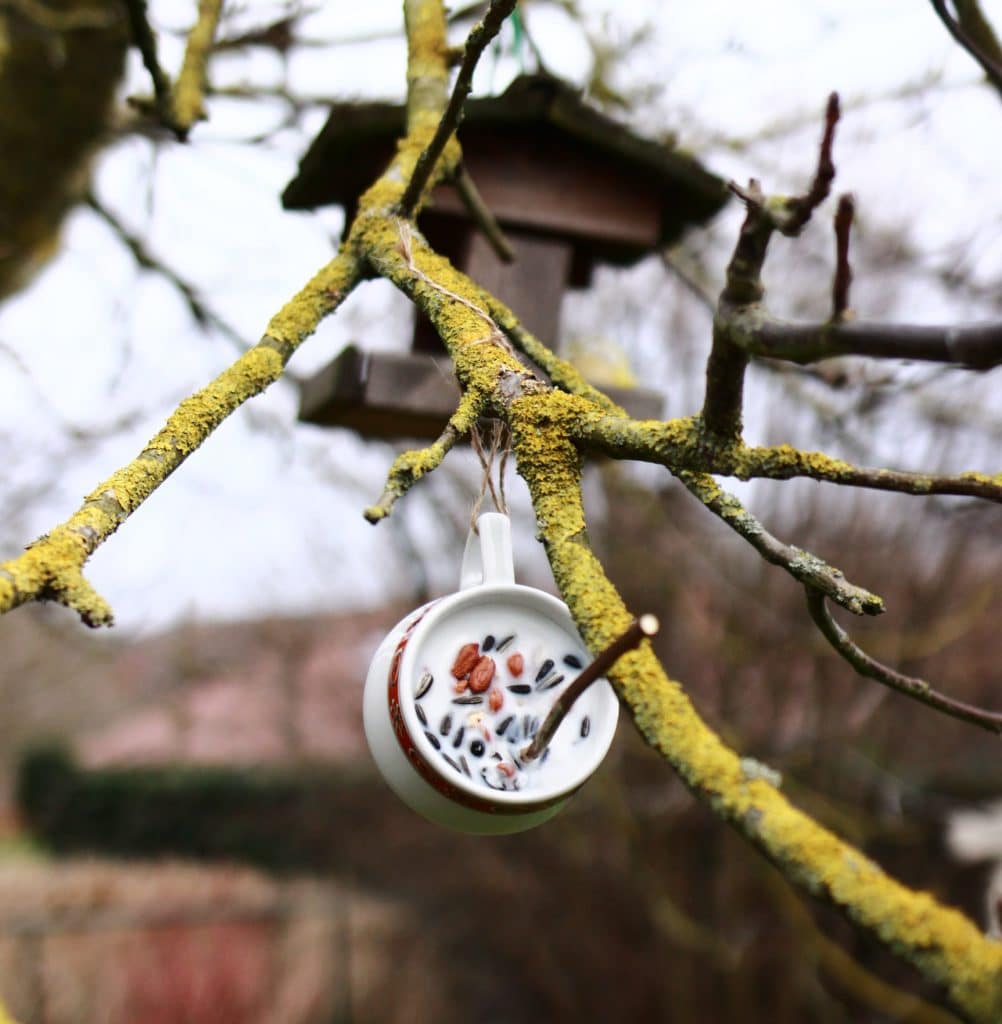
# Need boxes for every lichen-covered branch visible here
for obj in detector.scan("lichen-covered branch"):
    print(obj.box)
[364,385,488,523]
[571,414,1002,502]
[806,589,1002,735]
[125,0,224,139]
[485,300,625,415]
[398,0,519,215]
[0,249,362,624]
[507,396,1002,1019]
[678,470,884,616]
[3,2,999,1015]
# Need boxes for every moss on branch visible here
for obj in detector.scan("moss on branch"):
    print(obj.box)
[0,249,362,625]
[509,395,1002,1021]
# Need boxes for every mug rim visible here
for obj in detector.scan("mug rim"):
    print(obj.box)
[392,582,619,811]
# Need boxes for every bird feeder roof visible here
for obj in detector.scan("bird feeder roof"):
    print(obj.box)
[282,73,728,262]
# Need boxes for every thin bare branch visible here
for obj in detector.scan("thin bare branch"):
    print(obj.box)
[930,0,1002,98]
[86,193,248,355]
[521,615,660,762]
[121,0,173,116]
[705,95,844,437]
[723,311,1002,369]
[454,164,515,262]
[806,588,1002,735]
[398,0,519,216]
[785,92,840,234]
[832,193,855,321]
[678,471,884,615]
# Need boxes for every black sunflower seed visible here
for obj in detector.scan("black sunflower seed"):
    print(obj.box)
[459,755,471,777]
[439,714,452,736]
[535,659,555,682]
[424,731,441,750]
[580,716,591,739]
[415,672,433,699]
[452,726,466,749]
[415,705,428,727]
[496,634,516,652]
[563,654,583,669]
[497,715,514,736]
[507,684,531,695]
[442,753,462,774]
[482,634,495,652]
[452,694,484,705]
[540,674,565,691]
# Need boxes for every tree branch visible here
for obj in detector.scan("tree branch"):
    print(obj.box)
[832,193,855,320]
[806,588,1002,735]
[570,414,1002,503]
[0,249,362,625]
[678,470,885,616]
[364,386,488,523]
[485,299,625,414]
[86,193,248,354]
[509,397,1002,1019]
[930,0,1002,98]
[125,0,224,139]
[398,0,519,216]
[722,310,1002,370]
[453,164,515,262]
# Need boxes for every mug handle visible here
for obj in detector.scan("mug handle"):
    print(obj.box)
[460,513,515,590]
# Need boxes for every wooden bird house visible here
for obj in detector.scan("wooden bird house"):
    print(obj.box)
[282,73,728,439]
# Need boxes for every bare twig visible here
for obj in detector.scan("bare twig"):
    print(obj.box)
[121,0,173,117]
[398,0,519,216]
[678,471,884,616]
[930,0,1002,98]
[521,615,660,762]
[785,92,840,234]
[806,588,1002,735]
[723,311,1002,369]
[454,164,515,262]
[86,193,247,354]
[704,95,843,437]
[832,194,855,321]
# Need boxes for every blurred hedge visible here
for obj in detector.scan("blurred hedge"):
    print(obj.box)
[15,745,366,873]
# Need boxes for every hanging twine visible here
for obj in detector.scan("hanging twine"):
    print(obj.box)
[395,219,516,356]
[470,419,511,531]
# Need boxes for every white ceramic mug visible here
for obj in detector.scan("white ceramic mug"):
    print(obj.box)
[363,513,619,834]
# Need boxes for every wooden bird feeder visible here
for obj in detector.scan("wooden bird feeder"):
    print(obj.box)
[282,73,728,440]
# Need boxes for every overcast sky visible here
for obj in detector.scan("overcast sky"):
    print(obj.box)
[0,0,999,635]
